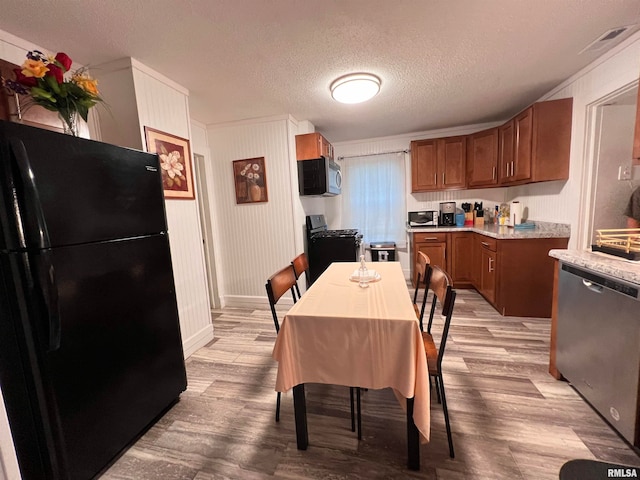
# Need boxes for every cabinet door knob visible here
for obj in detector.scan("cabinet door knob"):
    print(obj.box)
[423,237,438,241]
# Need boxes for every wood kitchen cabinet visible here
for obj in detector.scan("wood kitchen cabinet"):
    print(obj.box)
[295,132,334,161]
[467,127,499,188]
[411,98,572,191]
[411,136,466,192]
[476,235,497,305]
[410,232,448,286]
[500,98,573,185]
[487,236,568,317]
[500,109,533,184]
[449,232,474,288]
[411,230,568,317]
[633,77,640,163]
[498,120,515,184]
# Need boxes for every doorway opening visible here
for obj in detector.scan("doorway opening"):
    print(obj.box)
[194,153,220,310]
[580,82,639,249]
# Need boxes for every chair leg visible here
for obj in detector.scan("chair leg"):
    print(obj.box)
[438,374,454,458]
[356,387,362,440]
[350,387,356,432]
[434,375,442,404]
[276,392,281,422]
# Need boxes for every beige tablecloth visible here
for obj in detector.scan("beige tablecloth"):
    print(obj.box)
[272,261,430,442]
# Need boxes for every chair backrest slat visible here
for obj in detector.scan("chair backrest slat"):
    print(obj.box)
[425,265,456,369]
[415,252,431,330]
[265,264,298,333]
[292,253,309,280]
[291,253,309,300]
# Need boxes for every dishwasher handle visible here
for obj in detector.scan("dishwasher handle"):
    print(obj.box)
[582,279,604,294]
[562,263,639,300]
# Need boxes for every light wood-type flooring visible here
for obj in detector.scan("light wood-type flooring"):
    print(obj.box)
[101,288,639,479]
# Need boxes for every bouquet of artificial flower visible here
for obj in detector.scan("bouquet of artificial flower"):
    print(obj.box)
[2,50,103,134]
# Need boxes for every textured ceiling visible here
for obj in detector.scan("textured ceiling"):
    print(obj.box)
[1,0,639,142]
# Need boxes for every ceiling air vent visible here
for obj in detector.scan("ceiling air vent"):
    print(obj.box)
[579,25,634,54]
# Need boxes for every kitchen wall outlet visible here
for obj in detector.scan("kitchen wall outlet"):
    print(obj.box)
[618,165,632,181]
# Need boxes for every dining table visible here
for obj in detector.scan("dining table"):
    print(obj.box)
[272,261,431,470]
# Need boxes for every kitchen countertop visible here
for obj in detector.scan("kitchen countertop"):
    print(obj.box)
[549,249,640,285]
[407,221,570,240]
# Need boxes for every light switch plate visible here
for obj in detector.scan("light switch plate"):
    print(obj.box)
[618,165,632,180]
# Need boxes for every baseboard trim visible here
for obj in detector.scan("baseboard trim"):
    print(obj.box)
[223,295,294,309]
[182,324,214,359]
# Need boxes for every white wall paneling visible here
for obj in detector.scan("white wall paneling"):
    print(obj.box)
[516,31,640,248]
[127,62,213,358]
[207,116,299,306]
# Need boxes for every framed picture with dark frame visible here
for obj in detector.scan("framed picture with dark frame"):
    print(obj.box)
[144,126,195,200]
[233,157,268,204]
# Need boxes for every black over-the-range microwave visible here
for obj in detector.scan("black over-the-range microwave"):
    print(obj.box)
[297,157,342,196]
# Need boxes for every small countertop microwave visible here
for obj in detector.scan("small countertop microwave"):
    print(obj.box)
[298,157,341,196]
[408,210,439,226]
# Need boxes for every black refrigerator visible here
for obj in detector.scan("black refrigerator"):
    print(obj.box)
[0,120,188,479]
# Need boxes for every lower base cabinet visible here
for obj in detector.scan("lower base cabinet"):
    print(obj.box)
[494,236,568,317]
[449,232,474,288]
[477,236,497,305]
[411,231,568,317]
[410,232,448,286]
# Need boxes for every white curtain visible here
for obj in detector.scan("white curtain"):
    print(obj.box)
[341,152,406,248]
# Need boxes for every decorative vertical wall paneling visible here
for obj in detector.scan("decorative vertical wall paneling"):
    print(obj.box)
[191,121,222,309]
[287,118,308,296]
[207,116,298,307]
[529,31,640,248]
[126,61,213,358]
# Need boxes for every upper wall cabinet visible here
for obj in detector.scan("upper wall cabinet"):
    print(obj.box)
[295,132,334,161]
[633,78,640,164]
[500,98,573,185]
[411,136,466,192]
[467,127,499,188]
[410,98,573,192]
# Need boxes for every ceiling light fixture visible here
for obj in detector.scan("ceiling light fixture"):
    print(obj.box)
[330,73,381,104]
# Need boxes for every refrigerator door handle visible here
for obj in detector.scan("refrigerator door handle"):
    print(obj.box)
[35,250,61,351]
[4,139,61,350]
[7,138,52,250]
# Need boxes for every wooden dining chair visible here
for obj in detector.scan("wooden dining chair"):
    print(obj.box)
[291,253,310,300]
[266,263,360,434]
[265,264,298,422]
[421,264,457,458]
[413,251,432,331]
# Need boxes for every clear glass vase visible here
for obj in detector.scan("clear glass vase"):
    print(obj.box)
[58,110,79,136]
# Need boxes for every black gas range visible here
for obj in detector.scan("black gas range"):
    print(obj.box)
[306,215,363,284]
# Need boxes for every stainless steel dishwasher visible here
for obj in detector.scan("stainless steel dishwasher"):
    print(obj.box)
[556,263,640,447]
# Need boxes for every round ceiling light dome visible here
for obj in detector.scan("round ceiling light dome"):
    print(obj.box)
[330,73,381,104]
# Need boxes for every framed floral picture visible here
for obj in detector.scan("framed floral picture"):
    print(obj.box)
[232,157,268,204]
[144,127,195,200]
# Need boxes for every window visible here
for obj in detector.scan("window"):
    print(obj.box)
[341,152,406,247]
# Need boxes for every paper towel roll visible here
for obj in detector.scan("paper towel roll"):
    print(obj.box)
[510,201,522,225]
